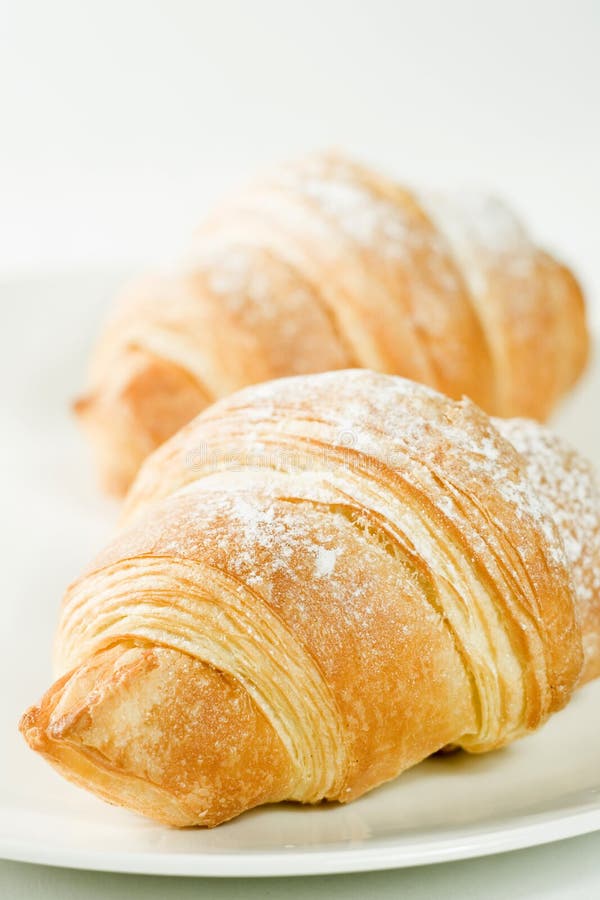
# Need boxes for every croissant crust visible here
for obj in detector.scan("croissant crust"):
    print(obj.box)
[22,371,600,825]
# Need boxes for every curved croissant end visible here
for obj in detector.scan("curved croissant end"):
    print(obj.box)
[22,371,599,826]
[20,643,294,826]
[76,152,589,493]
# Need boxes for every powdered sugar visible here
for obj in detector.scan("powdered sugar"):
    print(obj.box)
[294,173,412,259]
[496,417,600,618]
[189,370,572,600]
[419,191,535,297]
[314,546,339,577]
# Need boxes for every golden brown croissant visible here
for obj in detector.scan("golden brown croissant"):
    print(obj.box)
[75,152,589,494]
[21,371,600,826]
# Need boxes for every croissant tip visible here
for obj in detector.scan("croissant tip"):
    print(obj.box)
[19,705,46,751]
[73,393,94,418]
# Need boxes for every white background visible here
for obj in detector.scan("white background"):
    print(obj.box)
[0,0,599,326]
[1,2,599,897]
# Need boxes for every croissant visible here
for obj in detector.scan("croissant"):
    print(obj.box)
[21,370,600,827]
[75,151,589,494]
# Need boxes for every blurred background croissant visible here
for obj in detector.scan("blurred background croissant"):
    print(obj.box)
[75,151,589,494]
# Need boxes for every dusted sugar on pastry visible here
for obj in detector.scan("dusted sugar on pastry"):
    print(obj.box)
[21,371,600,826]
[74,151,589,493]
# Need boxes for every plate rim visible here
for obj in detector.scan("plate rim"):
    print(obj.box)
[1,803,600,877]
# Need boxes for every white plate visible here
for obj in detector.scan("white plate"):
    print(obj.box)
[1,271,599,877]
